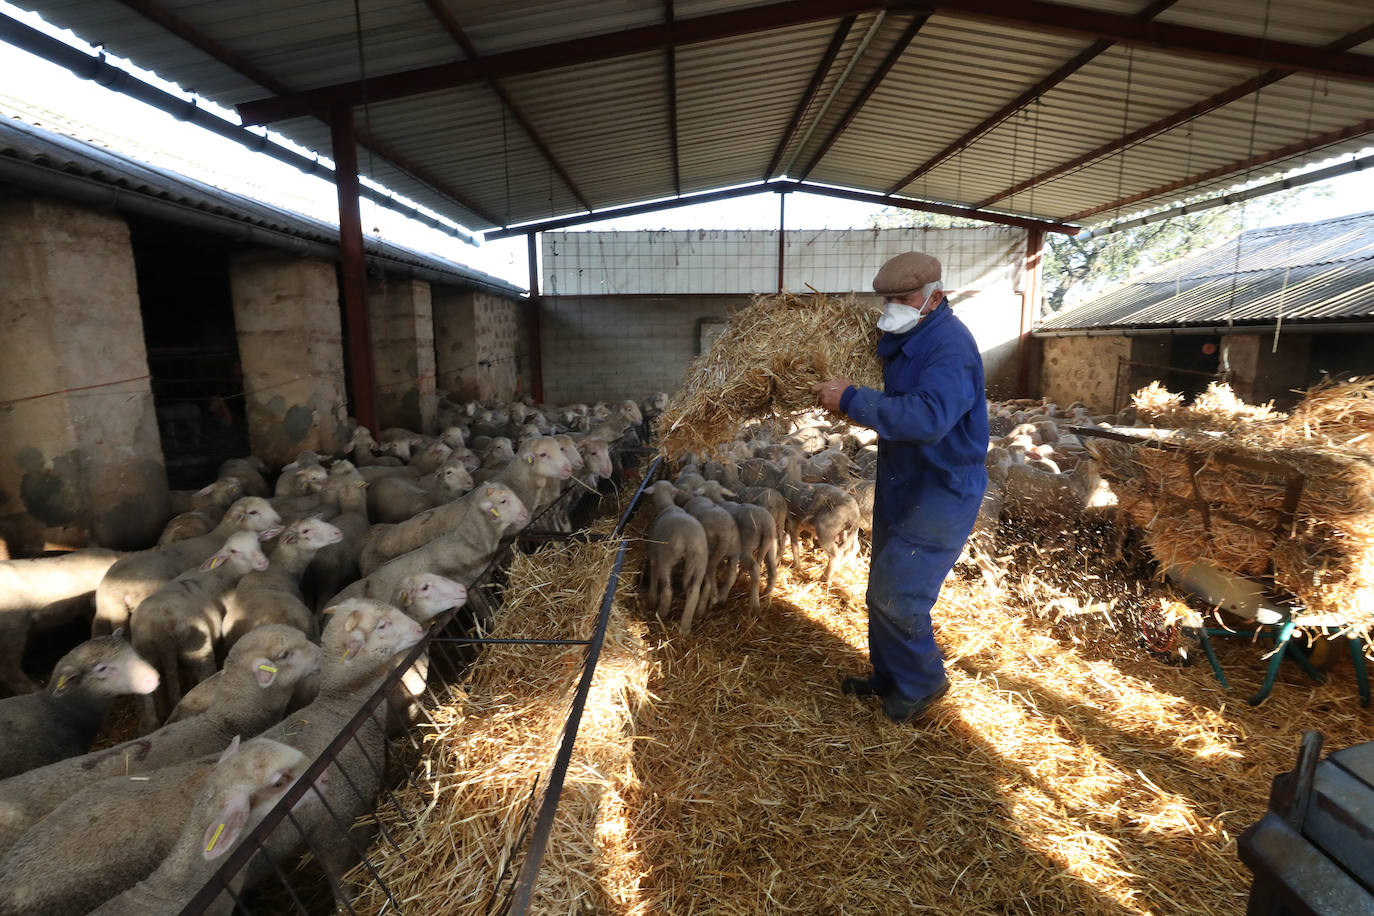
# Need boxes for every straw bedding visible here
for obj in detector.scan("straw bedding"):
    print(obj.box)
[350,517,653,915]
[1099,378,1374,638]
[354,502,1373,915]
[656,291,882,459]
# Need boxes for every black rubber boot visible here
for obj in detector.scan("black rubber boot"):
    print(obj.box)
[881,680,950,724]
[841,676,882,698]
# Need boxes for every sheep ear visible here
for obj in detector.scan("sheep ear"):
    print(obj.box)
[397,589,412,606]
[259,525,284,541]
[342,629,366,661]
[51,666,77,695]
[344,609,363,632]
[253,660,279,687]
[280,530,300,545]
[194,484,216,497]
[111,626,126,640]
[217,735,242,763]
[201,554,227,572]
[202,790,251,861]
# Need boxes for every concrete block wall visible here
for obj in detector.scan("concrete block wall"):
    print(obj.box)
[229,251,350,468]
[368,276,437,433]
[1039,334,1133,413]
[1225,332,1313,407]
[432,288,478,402]
[0,196,169,556]
[540,295,744,404]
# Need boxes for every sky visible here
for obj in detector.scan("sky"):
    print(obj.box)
[3,0,1373,290]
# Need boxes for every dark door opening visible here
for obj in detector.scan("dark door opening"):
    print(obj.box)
[128,217,249,489]
[1167,335,1222,400]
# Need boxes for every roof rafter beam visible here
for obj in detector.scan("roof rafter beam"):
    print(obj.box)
[796,11,930,181]
[884,0,1179,194]
[932,0,1374,82]
[973,18,1374,208]
[237,0,910,125]
[665,0,681,196]
[765,16,856,180]
[419,0,591,212]
[110,0,501,226]
[1065,115,1374,223]
[483,179,1076,240]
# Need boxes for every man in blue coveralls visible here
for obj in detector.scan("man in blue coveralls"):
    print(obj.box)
[811,251,989,724]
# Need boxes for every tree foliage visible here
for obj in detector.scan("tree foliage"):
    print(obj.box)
[864,187,1323,314]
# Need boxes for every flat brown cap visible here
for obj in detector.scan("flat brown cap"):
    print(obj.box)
[872,251,941,295]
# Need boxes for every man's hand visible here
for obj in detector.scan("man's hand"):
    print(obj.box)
[811,378,854,414]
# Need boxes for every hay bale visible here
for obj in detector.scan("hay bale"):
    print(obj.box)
[1096,379,1374,642]
[657,291,882,459]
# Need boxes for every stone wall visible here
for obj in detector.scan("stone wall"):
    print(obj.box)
[0,196,169,555]
[1039,334,1132,413]
[228,252,350,468]
[368,276,437,433]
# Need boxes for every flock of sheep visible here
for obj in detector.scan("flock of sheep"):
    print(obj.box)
[0,384,1121,914]
[0,395,647,914]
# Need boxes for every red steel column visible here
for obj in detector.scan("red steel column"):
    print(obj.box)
[527,232,545,403]
[330,105,378,431]
[1017,227,1045,398]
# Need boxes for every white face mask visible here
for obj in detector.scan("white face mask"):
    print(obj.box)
[877,300,926,334]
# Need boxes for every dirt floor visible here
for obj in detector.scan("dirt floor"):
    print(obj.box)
[615,519,1374,915]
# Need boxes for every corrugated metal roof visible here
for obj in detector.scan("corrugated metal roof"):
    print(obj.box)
[1036,210,1374,329]
[0,113,524,295]
[6,0,1374,233]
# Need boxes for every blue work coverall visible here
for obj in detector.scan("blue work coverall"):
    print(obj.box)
[838,298,989,703]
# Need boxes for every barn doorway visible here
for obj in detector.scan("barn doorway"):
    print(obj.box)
[127,217,250,489]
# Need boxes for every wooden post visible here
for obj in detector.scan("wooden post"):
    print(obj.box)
[330,105,378,431]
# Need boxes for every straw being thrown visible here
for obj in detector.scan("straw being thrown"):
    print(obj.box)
[656,291,883,459]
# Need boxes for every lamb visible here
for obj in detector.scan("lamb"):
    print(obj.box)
[697,481,777,610]
[157,508,221,545]
[0,603,421,916]
[357,482,527,576]
[386,575,468,735]
[216,457,270,498]
[780,456,860,585]
[347,426,404,468]
[0,626,319,858]
[999,459,1108,519]
[493,435,573,522]
[680,486,741,610]
[86,736,326,916]
[93,497,283,638]
[330,486,530,605]
[0,547,125,695]
[367,459,474,524]
[308,465,373,611]
[644,481,709,635]
[167,477,243,517]
[407,439,453,474]
[273,451,325,497]
[0,633,159,778]
[130,530,271,732]
[221,517,343,647]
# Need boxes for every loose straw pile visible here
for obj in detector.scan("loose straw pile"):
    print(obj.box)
[656,291,882,459]
[1099,378,1374,641]
[350,529,653,914]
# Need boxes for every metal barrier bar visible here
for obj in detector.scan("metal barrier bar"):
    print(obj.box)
[501,456,661,914]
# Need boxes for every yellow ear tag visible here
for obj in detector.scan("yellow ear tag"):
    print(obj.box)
[489,507,499,518]
[258,664,278,674]
[206,556,226,570]
[398,590,411,605]
[342,644,357,661]
[525,455,533,464]
[206,822,225,853]
[55,674,67,691]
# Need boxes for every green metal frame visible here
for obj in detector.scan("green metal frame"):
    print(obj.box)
[1191,623,1370,707]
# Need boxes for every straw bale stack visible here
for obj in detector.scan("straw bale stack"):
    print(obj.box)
[1098,378,1374,638]
[350,530,653,915]
[656,291,882,459]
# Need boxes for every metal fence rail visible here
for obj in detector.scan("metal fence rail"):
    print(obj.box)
[177,447,659,915]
